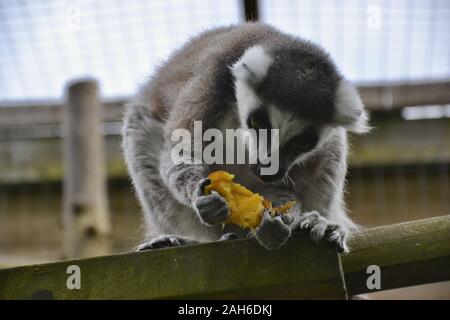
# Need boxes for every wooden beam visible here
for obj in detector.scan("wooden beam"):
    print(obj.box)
[1,81,449,128]
[0,101,125,127]
[0,233,347,300]
[0,215,449,299]
[343,215,450,295]
[0,115,448,185]
[359,81,450,111]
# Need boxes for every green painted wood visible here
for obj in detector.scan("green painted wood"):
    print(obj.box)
[343,215,450,295]
[0,233,347,300]
[1,215,449,300]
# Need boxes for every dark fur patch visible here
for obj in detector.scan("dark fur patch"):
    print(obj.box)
[213,58,236,108]
[256,40,341,124]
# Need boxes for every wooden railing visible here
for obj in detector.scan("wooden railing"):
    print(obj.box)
[1,81,449,128]
[0,215,449,299]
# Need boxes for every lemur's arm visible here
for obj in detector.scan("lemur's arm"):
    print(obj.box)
[122,103,168,217]
[158,147,208,207]
[294,131,349,220]
[289,130,355,252]
[158,75,235,226]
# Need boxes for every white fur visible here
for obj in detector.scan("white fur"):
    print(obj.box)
[231,45,273,83]
[268,106,308,145]
[231,46,273,128]
[233,79,261,128]
[334,80,370,134]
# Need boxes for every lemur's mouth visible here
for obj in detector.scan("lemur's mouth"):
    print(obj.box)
[251,165,286,183]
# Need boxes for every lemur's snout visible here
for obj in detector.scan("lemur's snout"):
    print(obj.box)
[252,165,286,183]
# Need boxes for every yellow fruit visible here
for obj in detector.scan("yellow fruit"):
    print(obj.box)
[205,171,295,229]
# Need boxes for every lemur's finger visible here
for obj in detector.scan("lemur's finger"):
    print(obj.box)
[195,191,230,225]
[196,178,211,196]
[255,210,292,250]
[280,213,294,225]
[218,233,238,241]
[326,225,349,254]
[196,191,225,210]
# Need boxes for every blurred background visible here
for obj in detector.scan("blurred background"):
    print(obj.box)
[0,0,449,299]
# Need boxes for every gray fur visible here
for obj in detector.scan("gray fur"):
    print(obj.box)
[121,23,368,252]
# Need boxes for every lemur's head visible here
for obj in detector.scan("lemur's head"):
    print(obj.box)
[231,43,369,182]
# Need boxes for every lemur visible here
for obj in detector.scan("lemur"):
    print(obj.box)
[122,23,369,252]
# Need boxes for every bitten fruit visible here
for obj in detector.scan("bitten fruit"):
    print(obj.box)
[205,171,295,229]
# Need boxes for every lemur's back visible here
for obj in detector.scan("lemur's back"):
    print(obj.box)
[136,23,285,122]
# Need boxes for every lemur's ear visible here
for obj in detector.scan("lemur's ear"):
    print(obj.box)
[334,80,370,134]
[230,45,273,85]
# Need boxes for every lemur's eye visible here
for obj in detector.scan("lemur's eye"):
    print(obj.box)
[287,128,319,152]
[247,109,271,129]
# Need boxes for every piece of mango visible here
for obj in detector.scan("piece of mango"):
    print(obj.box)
[204,171,295,229]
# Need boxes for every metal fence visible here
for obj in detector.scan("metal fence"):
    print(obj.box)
[1,0,449,104]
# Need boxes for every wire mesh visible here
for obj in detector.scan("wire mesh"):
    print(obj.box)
[0,1,448,286]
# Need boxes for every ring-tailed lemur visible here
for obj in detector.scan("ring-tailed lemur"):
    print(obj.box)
[122,23,369,252]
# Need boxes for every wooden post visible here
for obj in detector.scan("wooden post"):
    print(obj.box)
[63,79,111,259]
[243,0,259,21]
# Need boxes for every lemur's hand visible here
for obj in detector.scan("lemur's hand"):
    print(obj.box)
[193,178,230,226]
[254,209,294,250]
[295,211,349,253]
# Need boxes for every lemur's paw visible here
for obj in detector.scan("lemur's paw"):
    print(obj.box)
[297,211,322,230]
[193,178,230,226]
[326,225,349,253]
[296,211,349,253]
[254,209,293,250]
[133,235,196,251]
[218,232,238,241]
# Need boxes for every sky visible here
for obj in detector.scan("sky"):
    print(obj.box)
[0,0,449,104]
